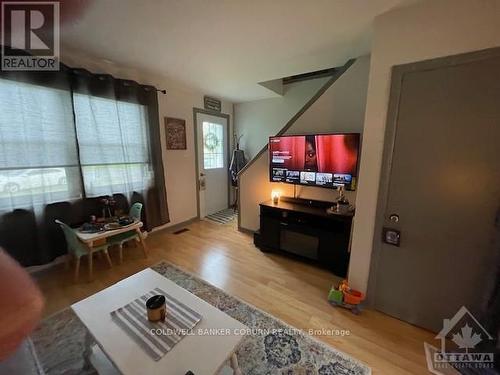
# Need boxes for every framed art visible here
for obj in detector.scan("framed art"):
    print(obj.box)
[165,117,187,150]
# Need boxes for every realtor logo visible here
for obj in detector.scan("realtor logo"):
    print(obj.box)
[424,306,495,374]
[1,1,60,70]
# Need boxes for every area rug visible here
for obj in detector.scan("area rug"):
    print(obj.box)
[204,208,237,224]
[31,261,371,374]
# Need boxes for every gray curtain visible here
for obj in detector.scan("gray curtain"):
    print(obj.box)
[72,69,169,229]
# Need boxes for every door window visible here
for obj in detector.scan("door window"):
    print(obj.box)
[202,121,224,169]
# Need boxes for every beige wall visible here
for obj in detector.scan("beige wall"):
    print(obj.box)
[235,77,329,160]
[349,0,500,293]
[159,92,233,227]
[61,49,234,229]
[239,56,370,231]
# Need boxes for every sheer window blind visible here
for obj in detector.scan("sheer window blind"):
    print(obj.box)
[0,80,156,212]
[0,79,82,212]
[73,93,154,197]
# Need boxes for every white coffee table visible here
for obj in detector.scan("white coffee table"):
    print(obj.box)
[71,268,246,375]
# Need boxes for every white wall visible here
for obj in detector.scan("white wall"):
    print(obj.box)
[239,56,371,231]
[61,49,234,228]
[235,77,329,160]
[349,0,500,293]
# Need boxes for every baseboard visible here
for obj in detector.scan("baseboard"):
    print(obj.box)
[237,225,255,235]
[151,217,199,234]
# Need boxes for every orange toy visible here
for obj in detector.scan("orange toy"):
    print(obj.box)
[343,289,364,305]
[340,280,365,305]
[328,279,365,314]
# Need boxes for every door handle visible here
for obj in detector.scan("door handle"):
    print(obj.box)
[389,214,399,223]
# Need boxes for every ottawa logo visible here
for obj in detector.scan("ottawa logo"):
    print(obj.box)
[424,306,495,374]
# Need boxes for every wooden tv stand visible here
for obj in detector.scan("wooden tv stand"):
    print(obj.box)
[253,197,353,277]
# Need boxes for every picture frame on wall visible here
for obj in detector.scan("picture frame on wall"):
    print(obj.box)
[165,117,187,150]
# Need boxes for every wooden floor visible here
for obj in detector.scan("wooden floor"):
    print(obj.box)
[35,219,435,374]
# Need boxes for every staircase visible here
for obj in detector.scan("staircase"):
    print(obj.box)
[236,58,361,232]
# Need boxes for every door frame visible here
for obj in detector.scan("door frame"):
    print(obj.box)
[192,107,231,219]
[366,47,500,306]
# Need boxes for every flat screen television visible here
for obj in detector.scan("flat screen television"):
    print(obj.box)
[269,133,360,190]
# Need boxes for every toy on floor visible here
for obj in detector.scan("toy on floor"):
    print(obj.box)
[328,280,365,315]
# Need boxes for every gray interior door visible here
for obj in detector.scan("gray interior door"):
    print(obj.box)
[373,51,500,332]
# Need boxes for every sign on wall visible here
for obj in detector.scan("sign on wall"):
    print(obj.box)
[204,96,221,112]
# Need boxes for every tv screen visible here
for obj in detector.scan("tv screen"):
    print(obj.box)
[269,133,360,189]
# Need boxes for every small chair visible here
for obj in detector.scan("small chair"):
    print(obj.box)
[129,202,142,222]
[55,219,112,281]
[108,202,145,264]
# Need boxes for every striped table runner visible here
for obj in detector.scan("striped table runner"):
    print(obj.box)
[110,288,202,361]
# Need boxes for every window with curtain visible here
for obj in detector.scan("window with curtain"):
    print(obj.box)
[0,80,155,212]
[0,79,82,213]
[73,93,154,197]
[0,64,169,267]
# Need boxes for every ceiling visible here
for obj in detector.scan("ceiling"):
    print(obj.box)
[60,0,413,103]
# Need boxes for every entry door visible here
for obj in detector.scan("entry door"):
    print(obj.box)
[196,112,228,217]
[374,52,500,332]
